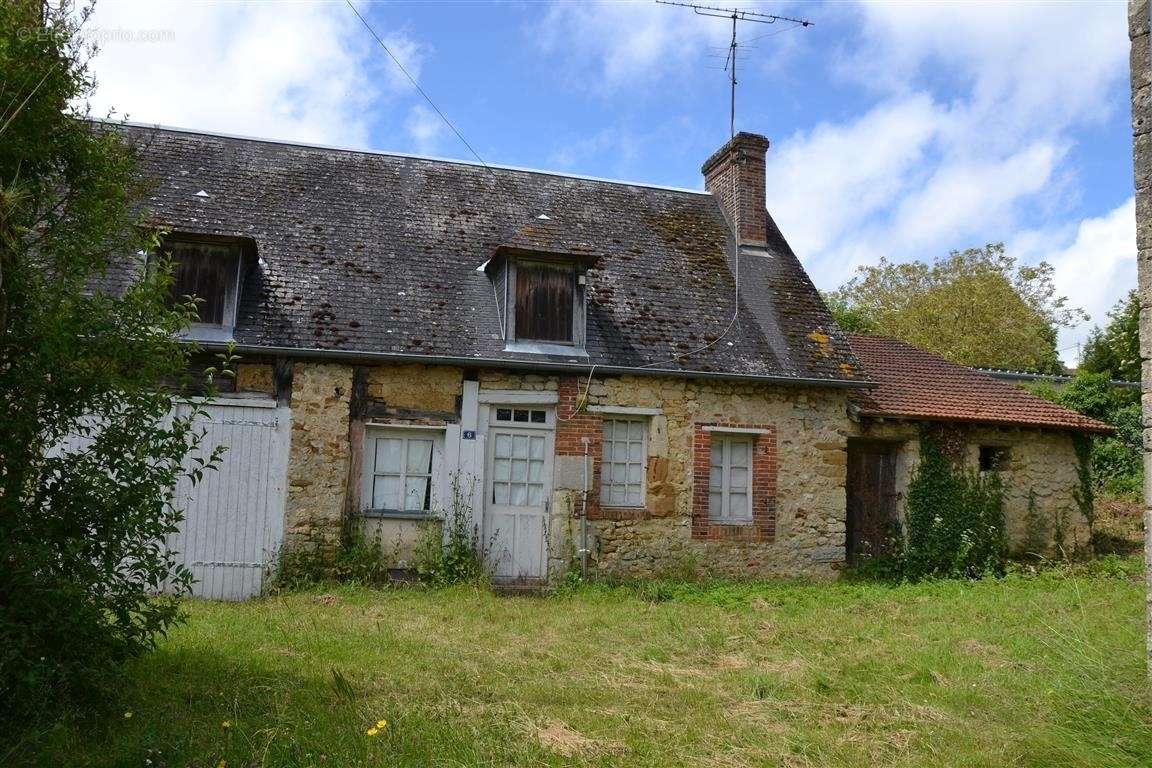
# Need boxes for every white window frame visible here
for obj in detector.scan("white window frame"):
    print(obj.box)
[708,434,754,523]
[361,427,445,518]
[600,417,648,508]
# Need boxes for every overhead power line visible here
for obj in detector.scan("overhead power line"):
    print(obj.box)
[343,0,521,203]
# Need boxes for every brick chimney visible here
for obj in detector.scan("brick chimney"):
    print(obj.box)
[701,132,769,248]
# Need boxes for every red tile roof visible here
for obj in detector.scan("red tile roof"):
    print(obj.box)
[847,334,1112,434]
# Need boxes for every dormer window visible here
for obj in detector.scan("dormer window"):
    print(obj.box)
[502,257,587,353]
[161,236,245,341]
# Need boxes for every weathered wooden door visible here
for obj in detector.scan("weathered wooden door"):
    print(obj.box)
[483,407,554,582]
[846,441,899,565]
[168,398,290,599]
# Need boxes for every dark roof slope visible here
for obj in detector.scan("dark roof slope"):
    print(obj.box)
[847,334,1111,433]
[117,123,862,384]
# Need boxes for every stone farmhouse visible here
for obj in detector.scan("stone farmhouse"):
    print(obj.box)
[113,124,1109,596]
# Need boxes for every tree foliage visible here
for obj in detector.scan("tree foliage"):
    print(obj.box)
[1029,373,1143,500]
[1078,289,1140,382]
[827,243,1085,373]
[1,1,216,720]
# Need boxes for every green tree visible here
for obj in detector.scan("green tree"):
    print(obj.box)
[1078,289,1140,382]
[821,291,878,333]
[1,1,218,720]
[828,243,1085,373]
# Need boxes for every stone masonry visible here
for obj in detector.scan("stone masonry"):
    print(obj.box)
[281,361,852,579]
[1128,0,1152,678]
[849,420,1090,555]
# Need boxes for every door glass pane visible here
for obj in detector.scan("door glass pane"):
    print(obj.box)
[494,458,511,481]
[511,459,527,482]
[494,433,512,458]
[511,484,527,505]
[406,439,433,473]
[493,482,510,504]
[375,438,403,473]
[729,440,750,467]
[528,459,542,482]
[529,436,545,459]
[513,435,529,459]
[527,484,543,505]
[709,491,723,517]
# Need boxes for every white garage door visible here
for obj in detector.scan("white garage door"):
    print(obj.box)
[168,397,290,600]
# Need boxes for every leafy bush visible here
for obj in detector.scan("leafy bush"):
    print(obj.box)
[412,514,487,587]
[270,526,392,591]
[332,528,392,586]
[1029,375,1143,501]
[902,440,1007,580]
[1,2,227,725]
[411,475,488,587]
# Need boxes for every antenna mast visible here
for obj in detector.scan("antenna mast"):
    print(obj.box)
[656,0,812,138]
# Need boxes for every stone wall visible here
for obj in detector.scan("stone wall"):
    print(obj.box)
[281,361,853,579]
[277,359,1097,579]
[848,420,1090,554]
[581,377,850,580]
[283,364,353,549]
[1127,0,1152,677]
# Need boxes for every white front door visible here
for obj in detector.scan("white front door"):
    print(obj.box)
[483,406,554,581]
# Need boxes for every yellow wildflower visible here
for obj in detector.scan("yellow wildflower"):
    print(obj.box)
[123,711,133,719]
[375,719,388,729]
[366,727,379,737]
[222,720,232,729]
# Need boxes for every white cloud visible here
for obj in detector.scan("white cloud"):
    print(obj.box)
[534,0,802,91]
[538,1,1131,362]
[404,104,448,155]
[843,2,1127,133]
[1012,198,1137,364]
[82,0,425,147]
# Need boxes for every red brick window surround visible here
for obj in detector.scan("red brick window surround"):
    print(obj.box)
[692,424,777,542]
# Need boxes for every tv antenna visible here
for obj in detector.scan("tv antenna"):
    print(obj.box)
[656,1,812,138]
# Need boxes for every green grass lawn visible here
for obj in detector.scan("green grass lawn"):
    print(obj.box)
[9,561,1151,768]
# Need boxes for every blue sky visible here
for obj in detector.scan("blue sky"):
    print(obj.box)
[85,0,1135,365]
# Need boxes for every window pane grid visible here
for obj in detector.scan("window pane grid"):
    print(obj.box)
[491,432,547,508]
[709,436,753,522]
[600,418,646,507]
[370,435,434,512]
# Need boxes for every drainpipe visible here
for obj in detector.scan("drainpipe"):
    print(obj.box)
[579,436,591,579]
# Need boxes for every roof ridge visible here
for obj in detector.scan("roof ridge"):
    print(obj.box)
[104,118,712,197]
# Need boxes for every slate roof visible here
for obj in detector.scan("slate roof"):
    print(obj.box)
[847,334,1112,433]
[114,123,864,385]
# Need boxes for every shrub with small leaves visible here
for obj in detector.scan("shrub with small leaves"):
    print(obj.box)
[902,439,1007,580]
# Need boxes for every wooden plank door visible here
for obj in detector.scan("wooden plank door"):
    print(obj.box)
[846,441,899,566]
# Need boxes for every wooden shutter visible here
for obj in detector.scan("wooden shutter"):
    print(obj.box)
[515,261,575,342]
[168,242,239,325]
